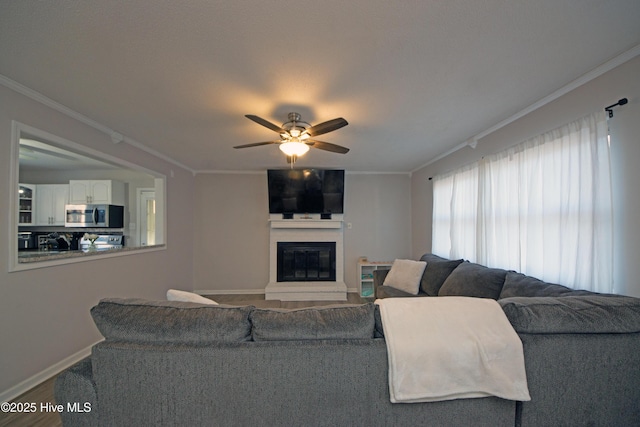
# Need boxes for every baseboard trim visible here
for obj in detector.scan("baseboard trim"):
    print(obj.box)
[195,289,266,296]
[197,288,363,296]
[0,340,101,403]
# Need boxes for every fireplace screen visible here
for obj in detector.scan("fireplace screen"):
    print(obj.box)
[277,242,336,282]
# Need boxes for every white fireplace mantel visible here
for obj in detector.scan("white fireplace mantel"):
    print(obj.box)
[266,218,347,301]
[269,219,343,229]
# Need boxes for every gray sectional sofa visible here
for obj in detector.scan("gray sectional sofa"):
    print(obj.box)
[54,254,640,426]
[375,254,640,426]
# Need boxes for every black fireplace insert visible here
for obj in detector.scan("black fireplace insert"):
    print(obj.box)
[277,242,336,282]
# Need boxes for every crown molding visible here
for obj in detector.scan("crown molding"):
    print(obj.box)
[0,74,195,173]
[411,43,640,174]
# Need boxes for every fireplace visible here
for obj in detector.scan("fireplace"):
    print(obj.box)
[277,242,336,282]
[266,217,347,301]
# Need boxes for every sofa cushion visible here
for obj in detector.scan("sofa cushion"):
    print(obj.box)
[438,262,507,300]
[383,259,427,295]
[250,304,376,341]
[91,298,253,343]
[499,295,640,334]
[376,285,425,299]
[418,254,464,296]
[499,272,595,299]
[374,304,384,338]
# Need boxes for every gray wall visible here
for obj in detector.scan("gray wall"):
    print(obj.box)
[0,84,195,397]
[343,173,412,288]
[192,173,270,292]
[412,55,640,297]
[192,172,412,293]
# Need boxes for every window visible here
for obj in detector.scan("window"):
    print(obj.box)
[432,111,612,292]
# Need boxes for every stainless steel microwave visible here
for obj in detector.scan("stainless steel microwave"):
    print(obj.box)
[65,204,124,228]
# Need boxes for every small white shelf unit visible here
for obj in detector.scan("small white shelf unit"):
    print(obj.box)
[357,261,393,298]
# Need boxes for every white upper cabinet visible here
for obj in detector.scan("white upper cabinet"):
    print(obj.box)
[68,180,125,205]
[36,184,69,226]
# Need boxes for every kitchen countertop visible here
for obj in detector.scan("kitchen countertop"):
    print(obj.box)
[17,244,164,263]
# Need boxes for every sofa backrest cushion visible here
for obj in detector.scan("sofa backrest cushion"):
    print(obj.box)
[250,303,376,341]
[91,298,254,344]
[499,295,640,334]
[438,262,507,300]
[498,271,595,298]
[418,254,464,296]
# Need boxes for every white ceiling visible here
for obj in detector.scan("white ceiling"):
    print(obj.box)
[1,1,639,172]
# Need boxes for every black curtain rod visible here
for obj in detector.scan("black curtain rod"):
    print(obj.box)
[427,98,629,181]
[605,98,628,118]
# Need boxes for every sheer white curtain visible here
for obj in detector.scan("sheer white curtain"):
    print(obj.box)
[432,111,612,292]
[432,163,478,261]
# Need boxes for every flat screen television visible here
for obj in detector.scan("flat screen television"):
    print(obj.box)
[267,169,345,214]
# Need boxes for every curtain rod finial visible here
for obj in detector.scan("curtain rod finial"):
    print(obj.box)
[605,97,628,117]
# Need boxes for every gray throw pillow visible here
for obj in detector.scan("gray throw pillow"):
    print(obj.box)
[438,262,507,299]
[498,271,594,299]
[418,254,464,295]
[250,304,376,341]
[91,298,254,343]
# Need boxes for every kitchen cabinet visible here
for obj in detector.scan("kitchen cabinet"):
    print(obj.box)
[18,183,36,225]
[36,184,69,225]
[69,180,125,205]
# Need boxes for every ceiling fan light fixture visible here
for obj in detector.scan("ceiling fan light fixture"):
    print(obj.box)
[239,112,349,159]
[279,141,310,156]
[289,128,301,138]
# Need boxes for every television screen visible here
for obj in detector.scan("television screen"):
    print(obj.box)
[267,169,345,214]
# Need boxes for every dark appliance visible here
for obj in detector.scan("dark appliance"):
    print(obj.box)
[267,169,345,214]
[18,232,36,250]
[45,232,70,250]
[65,204,124,228]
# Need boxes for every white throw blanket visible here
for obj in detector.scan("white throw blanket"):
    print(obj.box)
[375,297,531,403]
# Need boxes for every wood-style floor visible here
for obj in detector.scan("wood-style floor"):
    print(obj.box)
[0,293,367,427]
[0,376,61,427]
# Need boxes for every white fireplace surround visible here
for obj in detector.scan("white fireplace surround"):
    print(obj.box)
[266,215,347,301]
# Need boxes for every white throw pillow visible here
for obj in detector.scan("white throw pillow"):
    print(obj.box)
[384,259,427,295]
[166,289,219,305]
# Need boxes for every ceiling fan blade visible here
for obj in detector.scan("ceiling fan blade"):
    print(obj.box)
[308,140,350,154]
[233,141,279,149]
[245,115,285,133]
[306,118,348,137]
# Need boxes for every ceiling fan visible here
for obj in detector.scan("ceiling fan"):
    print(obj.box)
[234,112,349,162]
